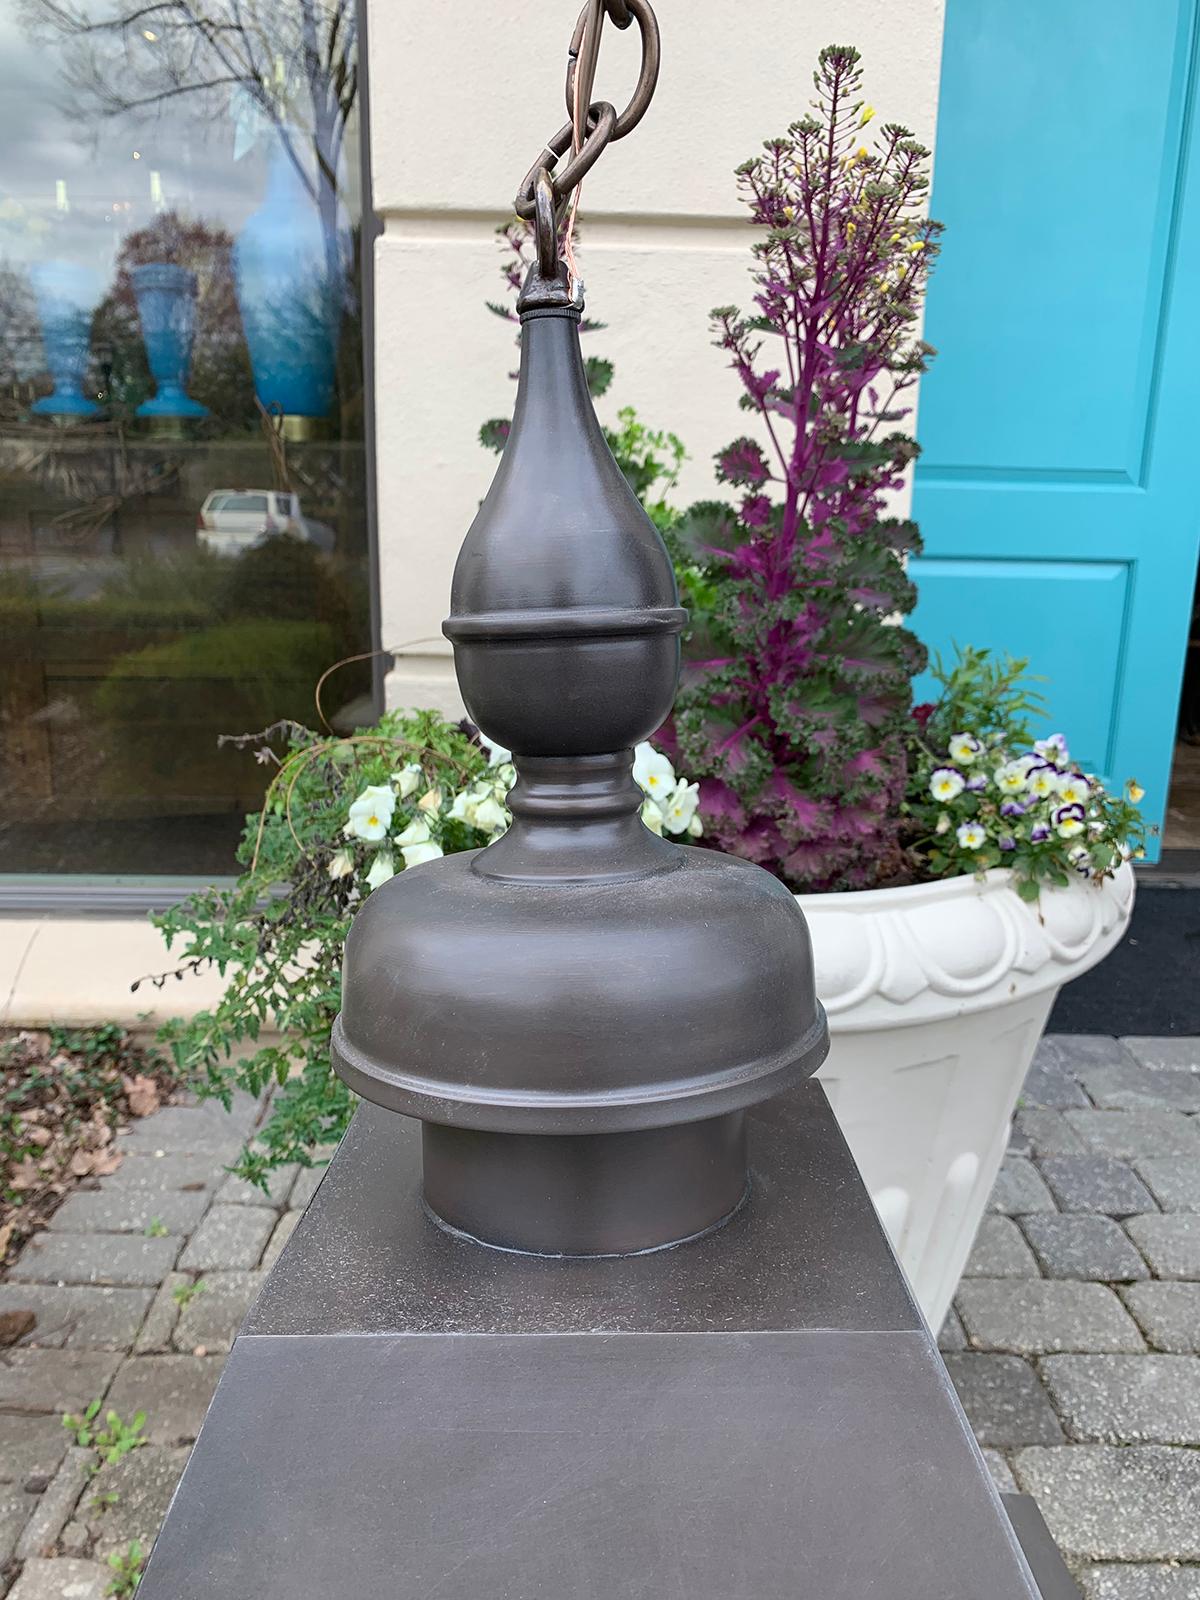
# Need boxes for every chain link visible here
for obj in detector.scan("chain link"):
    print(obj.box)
[513,0,659,233]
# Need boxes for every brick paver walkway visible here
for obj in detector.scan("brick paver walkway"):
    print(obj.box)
[1,1034,1198,1599]
[939,1034,1200,1600]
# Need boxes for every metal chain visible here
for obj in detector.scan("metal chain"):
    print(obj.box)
[514,0,660,244]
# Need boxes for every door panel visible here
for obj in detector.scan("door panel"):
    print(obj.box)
[912,559,1129,774]
[911,0,1200,855]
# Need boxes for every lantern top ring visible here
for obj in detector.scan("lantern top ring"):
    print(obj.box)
[533,168,559,279]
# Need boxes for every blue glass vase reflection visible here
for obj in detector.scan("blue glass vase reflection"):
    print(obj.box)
[233,130,340,419]
[131,263,209,418]
[30,259,102,416]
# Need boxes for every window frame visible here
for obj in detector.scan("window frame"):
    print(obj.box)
[0,0,383,917]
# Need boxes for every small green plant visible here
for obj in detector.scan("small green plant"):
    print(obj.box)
[171,1278,206,1309]
[144,1217,168,1238]
[62,1401,148,1465]
[106,1539,145,1597]
[91,1489,121,1514]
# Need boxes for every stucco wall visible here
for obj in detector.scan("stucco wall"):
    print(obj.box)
[367,0,948,716]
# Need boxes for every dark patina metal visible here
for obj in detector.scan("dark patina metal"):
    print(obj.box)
[331,247,828,1254]
[331,43,829,1251]
[136,1087,1049,1600]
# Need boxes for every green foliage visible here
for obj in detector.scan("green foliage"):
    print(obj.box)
[144,1218,169,1238]
[105,1539,145,1597]
[96,548,229,620]
[905,648,1149,896]
[62,1401,148,1466]
[605,406,687,532]
[170,1279,206,1309]
[917,645,1046,754]
[150,710,495,1179]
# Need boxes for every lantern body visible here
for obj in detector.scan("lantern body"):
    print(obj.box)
[332,265,828,1254]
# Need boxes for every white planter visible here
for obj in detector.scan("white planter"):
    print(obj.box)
[796,860,1136,1331]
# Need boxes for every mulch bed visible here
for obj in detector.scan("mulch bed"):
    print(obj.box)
[0,1025,184,1288]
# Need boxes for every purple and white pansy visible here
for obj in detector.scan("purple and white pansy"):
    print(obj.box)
[1053,802,1087,839]
[911,684,1147,890]
[1056,772,1091,806]
[1033,733,1069,763]
[948,732,984,765]
[1025,763,1060,800]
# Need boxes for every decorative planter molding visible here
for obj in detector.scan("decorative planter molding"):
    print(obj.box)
[799,860,1135,1329]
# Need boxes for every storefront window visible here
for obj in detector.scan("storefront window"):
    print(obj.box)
[0,0,372,878]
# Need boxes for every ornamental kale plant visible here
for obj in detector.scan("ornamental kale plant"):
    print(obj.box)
[670,45,941,891]
[147,710,702,1179]
[906,648,1148,898]
[481,218,687,532]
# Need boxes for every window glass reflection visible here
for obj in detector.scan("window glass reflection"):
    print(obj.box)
[0,0,371,876]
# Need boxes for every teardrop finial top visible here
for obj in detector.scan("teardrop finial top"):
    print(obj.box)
[443,272,684,764]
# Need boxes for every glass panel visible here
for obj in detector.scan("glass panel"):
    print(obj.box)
[0,0,372,877]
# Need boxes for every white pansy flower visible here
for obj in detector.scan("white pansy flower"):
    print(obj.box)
[480,734,512,768]
[661,780,700,835]
[640,798,665,836]
[417,787,442,815]
[472,795,509,835]
[687,814,703,838]
[995,761,1028,794]
[327,847,354,880]
[394,817,444,867]
[1056,772,1091,806]
[956,821,986,850]
[448,789,479,825]
[365,850,395,890]
[401,839,443,868]
[948,732,983,764]
[347,784,396,842]
[929,767,965,802]
[395,817,432,847]
[392,764,422,799]
[632,742,676,801]
[935,812,951,835]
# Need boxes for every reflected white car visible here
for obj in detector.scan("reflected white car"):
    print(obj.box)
[197,490,335,555]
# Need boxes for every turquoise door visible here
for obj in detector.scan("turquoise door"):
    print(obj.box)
[911,0,1200,858]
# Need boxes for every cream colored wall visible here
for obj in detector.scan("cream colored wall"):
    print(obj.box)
[367,0,948,717]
